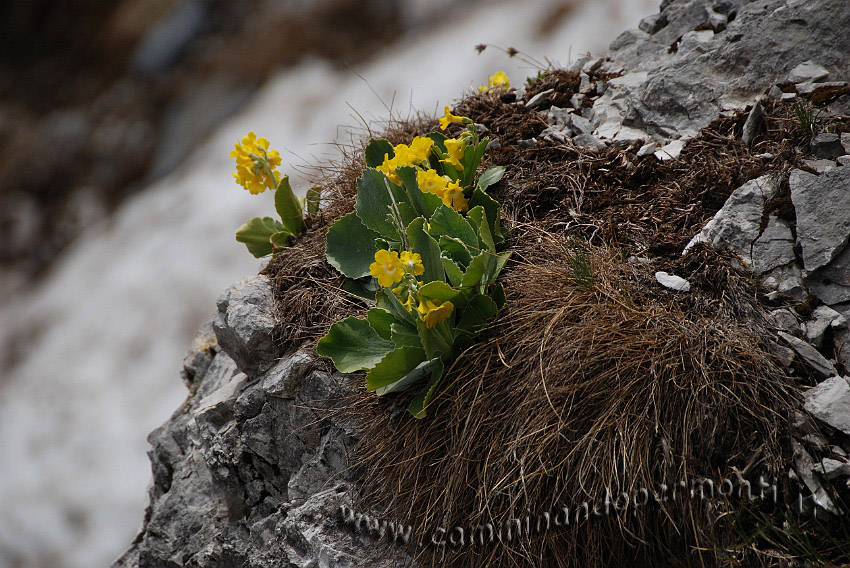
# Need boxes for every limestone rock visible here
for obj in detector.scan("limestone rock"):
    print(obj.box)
[683,174,781,266]
[752,215,796,274]
[804,376,850,436]
[790,167,850,272]
[778,331,838,379]
[788,60,830,84]
[741,101,764,147]
[213,275,279,377]
[602,0,850,139]
[810,133,845,159]
[114,347,412,567]
[655,271,691,291]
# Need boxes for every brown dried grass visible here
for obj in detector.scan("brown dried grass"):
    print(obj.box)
[345,225,797,567]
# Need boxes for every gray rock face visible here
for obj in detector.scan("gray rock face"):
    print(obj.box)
[790,167,850,272]
[804,376,850,436]
[598,0,850,140]
[683,174,781,269]
[115,331,412,567]
[213,276,279,377]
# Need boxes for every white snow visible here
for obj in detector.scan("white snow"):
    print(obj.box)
[0,0,656,565]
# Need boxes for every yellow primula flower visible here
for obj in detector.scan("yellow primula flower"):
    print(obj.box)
[376,153,401,185]
[489,70,510,89]
[417,298,454,329]
[416,169,448,197]
[439,106,466,130]
[442,180,469,212]
[230,132,281,194]
[441,138,465,171]
[400,251,425,276]
[409,136,434,163]
[402,291,417,313]
[369,249,404,287]
[376,138,432,185]
[477,71,511,93]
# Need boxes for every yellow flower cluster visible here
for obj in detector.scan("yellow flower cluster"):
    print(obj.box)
[416,170,468,212]
[230,132,281,194]
[376,136,434,184]
[369,249,424,287]
[478,70,511,93]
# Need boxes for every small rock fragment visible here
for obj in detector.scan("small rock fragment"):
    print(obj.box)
[570,93,585,109]
[517,138,537,148]
[779,332,838,378]
[818,458,850,480]
[654,139,686,161]
[767,85,783,99]
[638,12,668,34]
[768,308,803,337]
[655,271,690,292]
[741,100,764,146]
[526,89,554,109]
[804,159,837,173]
[839,156,850,167]
[804,376,850,435]
[790,168,850,271]
[813,305,848,329]
[806,317,831,349]
[637,142,657,157]
[788,60,830,84]
[572,133,607,149]
[841,133,850,154]
[810,132,845,159]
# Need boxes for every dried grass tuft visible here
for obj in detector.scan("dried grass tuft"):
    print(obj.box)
[347,227,797,567]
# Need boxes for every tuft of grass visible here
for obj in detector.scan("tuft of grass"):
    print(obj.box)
[794,99,820,139]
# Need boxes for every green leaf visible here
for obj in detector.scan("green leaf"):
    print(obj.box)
[390,323,422,349]
[461,139,488,187]
[418,319,453,359]
[491,281,506,309]
[476,166,505,191]
[270,230,292,252]
[275,176,304,235]
[469,187,503,243]
[408,359,445,419]
[439,236,473,268]
[484,251,511,285]
[419,281,459,303]
[235,217,286,258]
[429,205,478,248]
[365,346,426,391]
[467,206,495,253]
[306,185,321,216]
[365,139,394,168]
[442,256,463,287]
[367,308,399,341]
[462,251,489,292]
[356,168,401,240]
[457,294,498,334]
[396,166,430,219]
[426,131,448,153]
[317,317,395,373]
[407,217,445,283]
[326,212,380,278]
[376,356,439,396]
[376,289,417,326]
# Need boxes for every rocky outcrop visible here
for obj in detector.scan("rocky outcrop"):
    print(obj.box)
[116,276,412,567]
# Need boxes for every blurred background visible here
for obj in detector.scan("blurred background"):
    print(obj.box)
[0,0,656,566]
